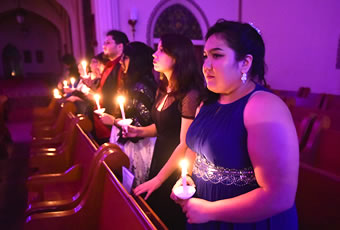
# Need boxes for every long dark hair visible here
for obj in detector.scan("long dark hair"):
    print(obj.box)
[206,19,267,85]
[122,42,156,90]
[204,19,267,102]
[158,33,205,99]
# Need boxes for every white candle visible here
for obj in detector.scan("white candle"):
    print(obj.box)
[94,94,101,110]
[63,80,68,88]
[180,159,188,193]
[70,77,76,89]
[130,7,138,21]
[81,60,88,78]
[117,95,126,120]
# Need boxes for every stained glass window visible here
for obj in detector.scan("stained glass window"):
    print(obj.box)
[153,4,202,40]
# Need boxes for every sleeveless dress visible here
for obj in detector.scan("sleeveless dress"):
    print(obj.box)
[186,84,298,230]
[147,89,200,230]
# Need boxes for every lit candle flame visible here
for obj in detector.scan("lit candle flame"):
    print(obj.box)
[11,70,15,76]
[117,95,126,120]
[70,77,76,88]
[63,80,68,88]
[94,94,101,110]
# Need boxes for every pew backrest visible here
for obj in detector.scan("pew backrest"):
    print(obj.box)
[296,162,340,230]
[97,161,167,230]
[24,148,168,230]
[24,145,131,230]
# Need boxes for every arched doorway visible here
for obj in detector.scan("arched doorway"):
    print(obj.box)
[0,9,62,80]
[2,43,22,79]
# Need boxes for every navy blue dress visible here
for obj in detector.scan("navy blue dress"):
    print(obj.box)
[186,84,298,230]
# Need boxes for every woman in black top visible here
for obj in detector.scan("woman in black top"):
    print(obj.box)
[100,42,157,185]
[126,34,205,229]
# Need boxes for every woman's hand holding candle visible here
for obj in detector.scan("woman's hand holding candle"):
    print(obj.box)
[171,176,196,202]
[171,158,196,200]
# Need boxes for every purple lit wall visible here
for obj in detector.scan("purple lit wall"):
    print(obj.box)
[114,0,340,94]
[1,0,339,94]
[0,12,61,78]
[243,0,340,94]
[116,0,239,43]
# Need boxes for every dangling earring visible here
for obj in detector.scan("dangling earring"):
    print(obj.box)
[241,73,247,84]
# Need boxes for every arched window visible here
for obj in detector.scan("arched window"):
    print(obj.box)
[147,0,209,65]
[147,0,208,46]
[153,4,202,41]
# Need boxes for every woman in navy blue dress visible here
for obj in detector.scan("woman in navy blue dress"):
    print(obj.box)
[172,20,299,229]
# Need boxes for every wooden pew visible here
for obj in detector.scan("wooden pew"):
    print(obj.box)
[32,97,60,123]
[281,94,325,109]
[30,111,83,149]
[296,162,340,230]
[289,106,318,152]
[31,110,93,148]
[274,87,325,109]
[293,93,326,109]
[98,162,167,230]
[24,153,167,230]
[273,87,310,98]
[29,113,93,174]
[322,93,340,111]
[315,109,340,131]
[301,127,340,176]
[0,94,8,125]
[0,95,12,160]
[133,195,168,230]
[26,137,128,216]
[294,109,340,176]
[31,101,76,139]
